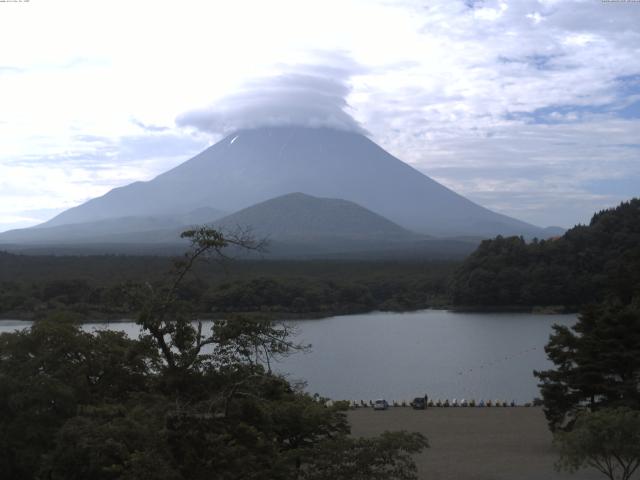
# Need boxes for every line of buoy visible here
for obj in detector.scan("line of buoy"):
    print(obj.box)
[455,346,539,376]
[331,398,539,408]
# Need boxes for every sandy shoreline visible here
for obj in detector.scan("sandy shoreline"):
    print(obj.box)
[348,407,603,480]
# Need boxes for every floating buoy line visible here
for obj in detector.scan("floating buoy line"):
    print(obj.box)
[454,345,540,377]
[316,344,545,409]
[323,398,539,408]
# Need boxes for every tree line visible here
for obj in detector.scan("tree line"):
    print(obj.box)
[0,257,454,319]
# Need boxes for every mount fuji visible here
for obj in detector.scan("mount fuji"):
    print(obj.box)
[0,126,561,254]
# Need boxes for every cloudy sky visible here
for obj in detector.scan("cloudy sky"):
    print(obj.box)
[1,0,639,232]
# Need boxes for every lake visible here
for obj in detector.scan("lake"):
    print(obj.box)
[0,310,576,404]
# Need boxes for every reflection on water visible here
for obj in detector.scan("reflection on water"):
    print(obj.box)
[0,310,576,403]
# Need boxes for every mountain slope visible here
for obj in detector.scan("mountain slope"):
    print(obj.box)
[0,192,479,259]
[38,126,549,237]
[0,208,225,245]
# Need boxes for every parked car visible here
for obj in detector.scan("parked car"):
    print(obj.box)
[411,397,426,409]
[373,399,389,410]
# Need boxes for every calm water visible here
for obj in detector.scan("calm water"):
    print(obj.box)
[0,310,576,403]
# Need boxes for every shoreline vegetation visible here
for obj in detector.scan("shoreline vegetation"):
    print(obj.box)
[0,254,455,321]
[0,304,576,323]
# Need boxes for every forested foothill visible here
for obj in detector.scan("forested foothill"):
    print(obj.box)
[451,199,640,310]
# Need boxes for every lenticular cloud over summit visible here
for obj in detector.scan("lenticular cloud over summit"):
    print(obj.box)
[176,63,366,136]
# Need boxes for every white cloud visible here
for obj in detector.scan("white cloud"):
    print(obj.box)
[399,116,640,226]
[176,57,366,135]
[474,2,509,21]
[526,12,544,25]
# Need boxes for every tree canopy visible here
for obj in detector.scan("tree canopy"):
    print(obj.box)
[451,198,640,308]
[554,407,640,480]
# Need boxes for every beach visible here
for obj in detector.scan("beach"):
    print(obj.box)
[348,407,603,480]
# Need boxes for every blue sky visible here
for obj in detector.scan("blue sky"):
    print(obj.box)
[0,0,639,232]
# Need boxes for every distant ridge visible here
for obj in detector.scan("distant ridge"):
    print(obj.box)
[0,192,480,259]
[0,208,225,245]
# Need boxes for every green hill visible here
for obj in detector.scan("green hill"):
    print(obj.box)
[214,192,418,241]
[450,198,640,308]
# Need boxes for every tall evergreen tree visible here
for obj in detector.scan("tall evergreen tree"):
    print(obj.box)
[535,300,640,431]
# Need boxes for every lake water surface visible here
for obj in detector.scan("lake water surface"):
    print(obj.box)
[0,310,576,403]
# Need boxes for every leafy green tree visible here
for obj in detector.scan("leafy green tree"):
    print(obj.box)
[301,431,429,480]
[0,312,154,479]
[554,407,640,480]
[535,301,640,431]
[43,403,180,480]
